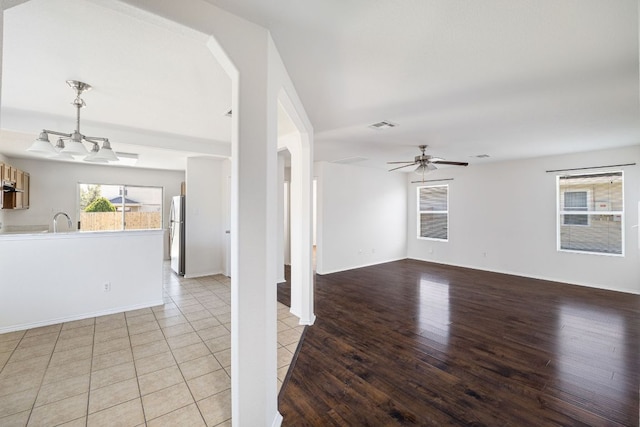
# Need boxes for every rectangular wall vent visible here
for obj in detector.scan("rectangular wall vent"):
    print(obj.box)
[332,156,368,165]
[368,120,397,130]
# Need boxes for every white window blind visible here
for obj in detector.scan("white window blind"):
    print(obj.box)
[418,185,448,240]
[557,171,623,255]
[563,191,589,225]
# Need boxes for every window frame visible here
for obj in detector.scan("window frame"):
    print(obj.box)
[556,171,624,257]
[417,184,449,242]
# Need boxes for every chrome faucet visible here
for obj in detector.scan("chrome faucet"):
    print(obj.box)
[53,212,72,233]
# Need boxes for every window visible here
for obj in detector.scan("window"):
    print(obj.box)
[78,183,163,231]
[557,171,623,255]
[418,185,448,241]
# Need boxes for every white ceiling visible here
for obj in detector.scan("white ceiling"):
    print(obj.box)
[206,0,640,168]
[1,0,639,171]
[1,0,232,170]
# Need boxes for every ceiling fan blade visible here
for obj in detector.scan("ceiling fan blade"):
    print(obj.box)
[388,163,417,172]
[387,161,415,164]
[432,160,469,166]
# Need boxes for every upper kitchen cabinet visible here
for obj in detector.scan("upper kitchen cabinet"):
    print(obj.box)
[1,163,11,181]
[1,162,30,210]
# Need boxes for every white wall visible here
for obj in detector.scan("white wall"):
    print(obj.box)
[185,156,227,277]
[407,145,640,294]
[316,161,407,274]
[221,158,231,277]
[3,157,184,231]
[4,157,183,260]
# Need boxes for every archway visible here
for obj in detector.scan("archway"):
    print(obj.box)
[0,2,314,425]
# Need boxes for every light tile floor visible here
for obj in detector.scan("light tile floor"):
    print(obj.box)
[0,264,304,426]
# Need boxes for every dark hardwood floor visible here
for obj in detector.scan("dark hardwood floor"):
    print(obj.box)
[277,259,640,426]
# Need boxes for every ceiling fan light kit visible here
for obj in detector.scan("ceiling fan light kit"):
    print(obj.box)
[387,145,469,177]
[26,80,120,163]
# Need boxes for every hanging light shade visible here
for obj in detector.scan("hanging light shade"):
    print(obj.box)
[91,139,119,162]
[84,143,109,163]
[51,138,74,160]
[27,131,57,156]
[60,131,89,155]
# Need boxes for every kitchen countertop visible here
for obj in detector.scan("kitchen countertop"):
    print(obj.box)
[0,228,164,240]
[0,225,49,234]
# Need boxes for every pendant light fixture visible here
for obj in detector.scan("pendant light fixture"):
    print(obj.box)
[27,80,120,162]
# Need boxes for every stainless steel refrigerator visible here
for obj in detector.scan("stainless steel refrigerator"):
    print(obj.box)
[169,195,185,276]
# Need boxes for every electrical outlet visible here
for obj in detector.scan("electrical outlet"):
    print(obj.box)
[103,282,111,292]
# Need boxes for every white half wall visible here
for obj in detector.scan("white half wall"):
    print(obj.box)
[407,145,640,294]
[316,161,407,274]
[185,156,227,278]
[0,229,164,333]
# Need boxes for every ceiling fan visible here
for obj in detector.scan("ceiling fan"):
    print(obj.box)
[387,145,468,179]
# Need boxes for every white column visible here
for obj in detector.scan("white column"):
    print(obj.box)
[276,79,315,326]
[231,64,281,427]
[276,151,286,283]
[300,134,315,325]
[293,134,315,325]
[281,132,315,325]
[207,30,281,425]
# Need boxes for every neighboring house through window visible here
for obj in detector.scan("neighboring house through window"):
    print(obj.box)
[557,171,623,255]
[79,183,163,231]
[563,190,589,226]
[418,185,448,241]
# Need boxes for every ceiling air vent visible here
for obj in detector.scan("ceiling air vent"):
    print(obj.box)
[368,120,397,130]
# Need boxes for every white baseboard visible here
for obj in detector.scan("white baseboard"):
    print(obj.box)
[0,299,165,334]
[407,256,640,295]
[184,269,224,279]
[299,314,316,326]
[272,412,283,427]
[316,256,406,275]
